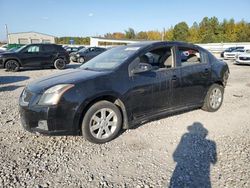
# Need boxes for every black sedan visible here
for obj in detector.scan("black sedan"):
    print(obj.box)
[0,44,70,71]
[19,41,229,143]
[71,47,106,63]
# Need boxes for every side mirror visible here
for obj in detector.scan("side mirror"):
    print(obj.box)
[132,63,153,74]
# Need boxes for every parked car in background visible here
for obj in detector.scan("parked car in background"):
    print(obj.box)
[73,47,106,63]
[235,49,250,65]
[69,47,86,62]
[19,41,229,143]
[65,46,85,54]
[0,44,8,51]
[0,43,70,71]
[224,48,246,60]
[220,46,244,58]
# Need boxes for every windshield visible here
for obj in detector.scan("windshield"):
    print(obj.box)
[78,48,88,52]
[8,47,19,52]
[15,45,27,52]
[80,46,140,70]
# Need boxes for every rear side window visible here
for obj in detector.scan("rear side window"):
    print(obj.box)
[55,45,66,52]
[179,47,201,67]
[43,45,55,52]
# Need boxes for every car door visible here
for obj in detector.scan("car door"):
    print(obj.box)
[40,45,56,67]
[85,48,96,61]
[19,45,42,67]
[126,57,161,119]
[177,45,211,106]
[153,46,182,111]
[126,45,181,119]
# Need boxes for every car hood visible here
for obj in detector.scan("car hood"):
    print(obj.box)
[0,51,17,56]
[27,68,108,93]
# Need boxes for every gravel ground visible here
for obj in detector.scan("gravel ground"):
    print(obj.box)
[0,61,249,188]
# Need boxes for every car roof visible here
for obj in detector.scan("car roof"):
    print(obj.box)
[126,41,199,48]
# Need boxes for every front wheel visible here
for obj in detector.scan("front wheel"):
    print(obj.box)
[202,84,224,112]
[81,101,122,144]
[5,60,20,72]
[54,59,66,70]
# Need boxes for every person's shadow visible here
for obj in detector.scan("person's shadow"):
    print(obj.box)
[169,122,217,188]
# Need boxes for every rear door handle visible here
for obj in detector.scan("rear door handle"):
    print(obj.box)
[204,68,209,74]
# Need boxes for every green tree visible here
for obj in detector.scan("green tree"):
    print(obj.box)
[125,28,136,39]
[188,22,199,43]
[136,31,148,39]
[164,26,174,41]
[147,30,161,40]
[173,22,189,41]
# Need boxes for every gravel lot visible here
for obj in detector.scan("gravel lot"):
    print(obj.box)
[0,61,249,188]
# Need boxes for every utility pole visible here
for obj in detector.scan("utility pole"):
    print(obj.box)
[162,28,165,41]
[5,24,9,44]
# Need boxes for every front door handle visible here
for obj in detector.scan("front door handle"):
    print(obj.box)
[172,75,177,80]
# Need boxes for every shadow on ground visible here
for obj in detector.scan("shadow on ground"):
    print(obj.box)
[169,122,217,188]
[10,63,81,72]
[0,76,29,84]
[0,85,24,92]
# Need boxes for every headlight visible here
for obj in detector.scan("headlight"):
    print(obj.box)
[76,54,80,57]
[38,84,74,105]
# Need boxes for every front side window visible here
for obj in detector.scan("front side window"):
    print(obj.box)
[179,47,201,66]
[26,45,40,53]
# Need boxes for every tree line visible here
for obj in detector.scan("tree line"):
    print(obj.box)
[55,16,250,45]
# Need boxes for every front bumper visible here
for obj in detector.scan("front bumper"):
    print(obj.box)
[19,105,76,135]
[19,90,80,135]
[235,60,250,65]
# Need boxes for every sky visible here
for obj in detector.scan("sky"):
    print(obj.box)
[0,0,250,41]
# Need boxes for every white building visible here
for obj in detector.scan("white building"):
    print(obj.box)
[8,31,55,44]
[90,37,145,47]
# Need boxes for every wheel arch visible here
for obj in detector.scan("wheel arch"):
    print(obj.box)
[4,58,21,67]
[76,94,129,134]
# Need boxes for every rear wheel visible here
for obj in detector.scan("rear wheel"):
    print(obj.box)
[202,84,224,112]
[5,60,20,72]
[54,59,66,70]
[81,101,122,144]
[78,57,85,64]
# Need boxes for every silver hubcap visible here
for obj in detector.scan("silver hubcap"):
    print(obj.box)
[6,61,17,70]
[209,88,222,109]
[80,57,84,63]
[89,108,117,139]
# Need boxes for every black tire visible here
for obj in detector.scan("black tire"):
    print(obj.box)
[54,59,66,70]
[78,57,85,64]
[5,60,20,72]
[81,100,122,144]
[202,84,224,112]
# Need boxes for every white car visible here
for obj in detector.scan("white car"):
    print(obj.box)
[235,49,250,65]
[0,44,8,51]
[224,49,246,60]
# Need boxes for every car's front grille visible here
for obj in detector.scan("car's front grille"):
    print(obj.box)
[226,54,235,56]
[239,57,250,61]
